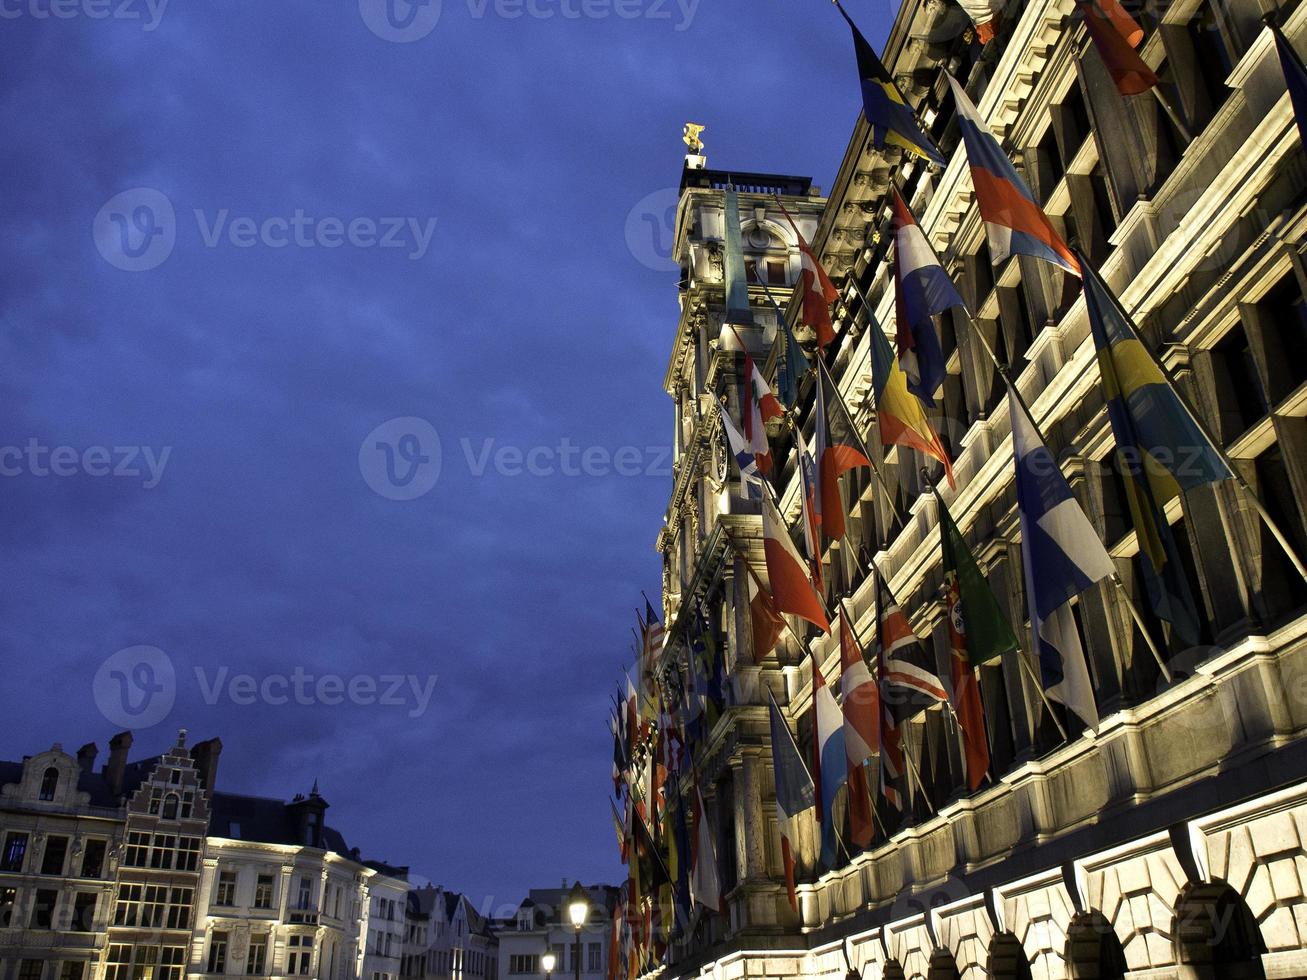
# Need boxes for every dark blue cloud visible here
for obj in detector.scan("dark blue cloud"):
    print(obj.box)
[0,0,883,905]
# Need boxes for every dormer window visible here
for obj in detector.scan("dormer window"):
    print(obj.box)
[38,767,58,801]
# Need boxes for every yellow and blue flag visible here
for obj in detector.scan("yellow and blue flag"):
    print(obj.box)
[836,2,945,167]
[1082,257,1229,644]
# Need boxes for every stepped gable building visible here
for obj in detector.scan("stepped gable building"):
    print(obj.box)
[639,0,1307,974]
[0,731,410,980]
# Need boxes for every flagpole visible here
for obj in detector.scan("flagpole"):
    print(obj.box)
[1083,253,1307,586]
[723,530,824,660]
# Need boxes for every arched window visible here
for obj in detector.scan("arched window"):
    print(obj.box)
[39,767,58,801]
[987,933,1033,980]
[926,947,961,980]
[161,793,179,819]
[1065,911,1128,979]
[743,224,789,288]
[1172,882,1266,978]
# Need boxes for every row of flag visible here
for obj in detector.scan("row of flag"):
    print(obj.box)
[608,0,1307,955]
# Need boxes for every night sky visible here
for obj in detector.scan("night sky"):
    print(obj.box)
[0,0,882,909]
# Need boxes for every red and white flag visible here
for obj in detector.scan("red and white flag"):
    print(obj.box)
[761,493,829,632]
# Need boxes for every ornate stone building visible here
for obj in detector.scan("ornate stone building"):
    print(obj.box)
[641,0,1307,975]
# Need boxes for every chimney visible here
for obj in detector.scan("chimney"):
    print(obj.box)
[189,737,223,792]
[76,743,98,774]
[104,731,133,797]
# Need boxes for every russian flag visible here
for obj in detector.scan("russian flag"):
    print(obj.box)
[947,73,1080,277]
[891,189,963,406]
[761,492,830,632]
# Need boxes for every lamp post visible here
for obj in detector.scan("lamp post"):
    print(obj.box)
[542,950,557,980]
[566,882,590,980]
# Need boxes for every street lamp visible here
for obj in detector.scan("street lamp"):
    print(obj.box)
[542,951,557,980]
[566,882,590,980]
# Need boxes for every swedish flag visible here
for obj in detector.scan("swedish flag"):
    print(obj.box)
[837,2,945,167]
[1082,258,1230,644]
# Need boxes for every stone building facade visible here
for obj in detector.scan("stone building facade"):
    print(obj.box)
[639,0,1307,975]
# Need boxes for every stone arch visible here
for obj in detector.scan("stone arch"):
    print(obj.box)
[1065,911,1127,979]
[1172,881,1266,978]
[924,947,960,980]
[985,933,1033,980]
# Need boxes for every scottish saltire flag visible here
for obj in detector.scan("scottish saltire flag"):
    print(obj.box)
[1273,22,1307,147]
[767,690,816,910]
[1077,0,1157,95]
[811,653,847,867]
[1010,395,1115,730]
[762,491,830,631]
[816,359,872,541]
[836,2,946,166]
[946,73,1080,276]
[891,189,962,406]
[1083,259,1227,645]
[868,310,956,487]
[760,279,811,410]
[839,614,878,848]
[716,401,763,498]
[723,188,755,328]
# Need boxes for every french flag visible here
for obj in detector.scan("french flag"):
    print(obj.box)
[947,73,1080,277]
[811,653,847,868]
[891,189,963,407]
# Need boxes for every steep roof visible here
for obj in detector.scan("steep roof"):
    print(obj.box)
[208,791,350,854]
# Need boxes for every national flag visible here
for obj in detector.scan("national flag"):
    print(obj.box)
[839,613,878,848]
[689,779,723,914]
[874,630,905,811]
[960,0,998,43]
[760,279,812,410]
[811,653,847,867]
[1273,22,1307,146]
[891,188,962,407]
[722,187,755,328]
[644,598,666,659]
[1010,395,1115,730]
[666,773,692,938]
[878,576,948,722]
[632,807,670,891]
[716,400,763,498]
[836,2,946,166]
[868,310,956,487]
[816,359,873,541]
[794,426,824,590]
[611,796,629,862]
[747,569,785,662]
[1077,0,1157,95]
[938,497,1018,789]
[777,201,839,349]
[762,491,831,632]
[1083,258,1222,645]
[946,72,1080,276]
[767,690,816,911]
[743,353,783,474]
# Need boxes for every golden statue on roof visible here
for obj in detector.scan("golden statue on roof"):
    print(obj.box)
[682,123,706,154]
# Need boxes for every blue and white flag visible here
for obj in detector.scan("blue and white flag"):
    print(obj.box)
[1011,394,1115,730]
[716,401,762,498]
[812,653,847,867]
